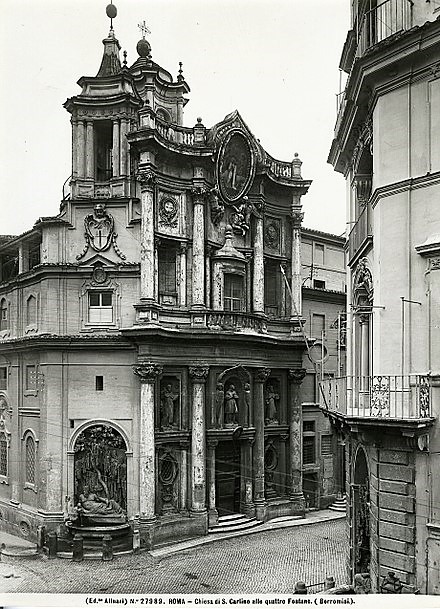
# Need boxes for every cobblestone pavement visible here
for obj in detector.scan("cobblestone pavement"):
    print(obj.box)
[0,520,346,595]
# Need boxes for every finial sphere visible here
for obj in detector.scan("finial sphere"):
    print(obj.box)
[137,38,151,57]
[106,4,117,19]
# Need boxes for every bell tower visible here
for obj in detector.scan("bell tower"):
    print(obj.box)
[64,3,141,199]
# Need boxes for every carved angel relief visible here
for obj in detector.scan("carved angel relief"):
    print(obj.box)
[77,203,126,261]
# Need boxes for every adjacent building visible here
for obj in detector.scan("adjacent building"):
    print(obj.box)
[324,0,440,594]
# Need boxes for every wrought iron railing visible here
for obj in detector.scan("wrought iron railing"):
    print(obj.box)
[357,0,412,57]
[348,203,372,261]
[319,374,431,419]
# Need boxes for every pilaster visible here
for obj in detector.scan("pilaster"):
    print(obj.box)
[254,367,270,520]
[191,187,208,309]
[189,365,209,517]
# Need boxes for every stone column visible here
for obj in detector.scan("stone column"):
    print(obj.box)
[85,120,94,179]
[360,314,370,391]
[72,119,78,177]
[290,202,304,319]
[280,262,287,317]
[120,118,128,176]
[76,120,85,178]
[112,119,120,178]
[207,439,218,526]
[137,171,156,302]
[179,243,187,307]
[253,367,270,520]
[154,237,160,302]
[205,247,212,309]
[189,365,209,515]
[242,438,255,517]
[288,368,307,514]
[179,440,189,511]
[245,253,252,312]
[253,215,265,314]
[132,362,163,522]
[191,188,207,308]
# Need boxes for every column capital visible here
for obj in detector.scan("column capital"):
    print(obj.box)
[288,368,307,384]
[133,362,163,383]
[290,208,304,229]
[190,186,209,204]
[255,367,271,384]
[179,241,189,254]
[189,365,209,383]
[137,170,156,191]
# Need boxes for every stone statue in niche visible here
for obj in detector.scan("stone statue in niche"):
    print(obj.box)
[78,486,124,516]
[160,382,179,429]
[265,384,280,425]
[224,383,239,426]
[230,197,253,236]
[215,382,224,428]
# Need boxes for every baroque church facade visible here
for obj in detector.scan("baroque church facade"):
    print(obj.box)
[0,10,345,550]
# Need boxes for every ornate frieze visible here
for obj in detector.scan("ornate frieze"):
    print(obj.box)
[76,203,126,261]
[133,362,163,383]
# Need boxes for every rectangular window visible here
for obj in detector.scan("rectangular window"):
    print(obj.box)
[95,376,104,391]
[0,434,7,477]
[303,420,315,433]
[0,367,6,391]
[313,279,326,290]
[158,248,177,305]
[26,365,37,391]
[224,274,244,312]
[88,291,113,324]
[264,263,279,317]
[312,313,325,338]
[314,243,325,266]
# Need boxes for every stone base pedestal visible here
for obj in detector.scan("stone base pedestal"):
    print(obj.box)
[289,493,306,516]
[208,508,219,528]
[134,301,161,324]
[254,502,267,522]
[289,317,306,334]
[139,518,156,550]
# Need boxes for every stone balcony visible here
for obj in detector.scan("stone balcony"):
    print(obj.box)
[319,374,434,428]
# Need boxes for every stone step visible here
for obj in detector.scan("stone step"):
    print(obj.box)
[208,514,263,534]
[329,497,347,512]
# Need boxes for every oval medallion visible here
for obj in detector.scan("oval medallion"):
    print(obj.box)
[217,130,255,202]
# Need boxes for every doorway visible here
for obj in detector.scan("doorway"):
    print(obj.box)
[215,441,241,515]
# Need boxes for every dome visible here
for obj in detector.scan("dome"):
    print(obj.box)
[136,38,151,58]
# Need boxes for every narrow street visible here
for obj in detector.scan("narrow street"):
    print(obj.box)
[1,520,346,595]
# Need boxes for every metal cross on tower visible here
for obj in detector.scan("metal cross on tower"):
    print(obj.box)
[138,20,151,39]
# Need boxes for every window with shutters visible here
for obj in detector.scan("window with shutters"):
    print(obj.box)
[0,299,7,331]
[0,367,7,391]
[303,420,316,465]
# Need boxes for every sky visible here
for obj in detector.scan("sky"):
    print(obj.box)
[0,0,349,237]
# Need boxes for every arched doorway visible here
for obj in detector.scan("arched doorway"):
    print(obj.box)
[73,424,127,510]
[353,446,370,575]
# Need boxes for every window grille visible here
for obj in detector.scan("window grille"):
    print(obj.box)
[25,436,36,485]
[0,433,7,477]
[303,436,316,465]
[26,365,37,391]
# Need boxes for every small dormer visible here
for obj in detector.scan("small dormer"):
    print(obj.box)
[64,8,142,200]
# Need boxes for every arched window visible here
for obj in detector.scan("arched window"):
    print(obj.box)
[25,435,36,485]
[0,299,7,331]
[26,295,37,326]
[0,432,8,477]
[156,108,172,123]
